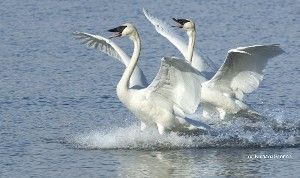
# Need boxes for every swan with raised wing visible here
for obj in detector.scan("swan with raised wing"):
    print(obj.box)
[143,9,217,76]
[144,10,284,120]
[74,23,209,134]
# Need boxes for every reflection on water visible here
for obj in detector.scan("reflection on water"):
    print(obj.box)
[118,152,173,177]
[114,148,298,177]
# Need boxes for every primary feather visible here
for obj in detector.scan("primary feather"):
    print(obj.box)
[74,32,148,87]
[201,44,284,118]
[143,8,216,73]
[209,44,284,98]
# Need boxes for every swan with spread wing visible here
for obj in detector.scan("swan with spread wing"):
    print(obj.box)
[143,9,217,76]
[74,23,209,134]
[143,9,284,120]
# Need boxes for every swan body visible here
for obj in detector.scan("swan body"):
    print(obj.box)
[75,23,209,134]
[143,9,284,119]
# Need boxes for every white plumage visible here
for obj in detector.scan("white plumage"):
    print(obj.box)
[146,57,205,114]
[74,23,209,134]
[201,44,284,118]
[143,8,217,74]
[73,32,148,88]
[143,9,284,119]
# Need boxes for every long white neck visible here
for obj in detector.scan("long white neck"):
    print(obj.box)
[186,29,195,64]
[117,31,141,94]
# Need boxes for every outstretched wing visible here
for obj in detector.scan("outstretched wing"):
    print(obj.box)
[146,57,206,114]
[208,44,284,100]
[74,32,148,87]
[143,8,216,73]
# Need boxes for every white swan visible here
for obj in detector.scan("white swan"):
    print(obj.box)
[143,9,217,76]
[144,10,284,120]
[74,23,209,134]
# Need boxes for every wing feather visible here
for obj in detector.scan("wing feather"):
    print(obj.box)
[143,8,216,73]
[209,44,284,99]
[74,32,148,87]
[146,57,206,114]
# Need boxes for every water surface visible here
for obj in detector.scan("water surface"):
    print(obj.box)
[1,0,299,177]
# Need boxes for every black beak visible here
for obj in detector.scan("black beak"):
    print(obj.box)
[108,25,126,38]
[172,18,189,28]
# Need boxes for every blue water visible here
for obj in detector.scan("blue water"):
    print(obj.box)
[1,0,299,177]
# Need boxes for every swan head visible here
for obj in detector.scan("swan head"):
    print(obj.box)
[172,18,195,32]
[108,23,138,40]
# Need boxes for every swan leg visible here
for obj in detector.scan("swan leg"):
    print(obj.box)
[216,107,226,120]
[156,123,166,135]
[140,122,147,131]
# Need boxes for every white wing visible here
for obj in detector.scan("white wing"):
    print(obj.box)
[146,57,206,114]
[143,8,216,73]
[74,32,148,87]
[208,44,284,100]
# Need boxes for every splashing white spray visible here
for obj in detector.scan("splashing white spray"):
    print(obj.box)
[68,109,300,150]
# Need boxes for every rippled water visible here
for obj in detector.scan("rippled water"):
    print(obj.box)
[1,0,299,177]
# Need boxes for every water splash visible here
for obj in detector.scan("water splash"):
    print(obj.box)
[69,124,196,150]
[67,108,300,150]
